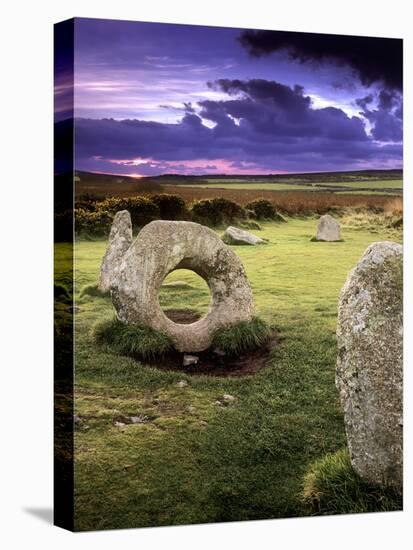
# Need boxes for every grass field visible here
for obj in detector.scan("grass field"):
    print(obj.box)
[175,179,402,192]
[57,215,403,531]
[176,182,314,191]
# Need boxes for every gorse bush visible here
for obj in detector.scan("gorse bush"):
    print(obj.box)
[75,209,114,237]
[301,448,402,515]
[246,199,276,220]
[97,197,160,228]
[152,193,188,220]
[72,194,191,238]
[191,198,246,226]
[246,199,287,222]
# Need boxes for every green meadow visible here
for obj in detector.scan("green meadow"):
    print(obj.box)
[61,217,402,531]
[175,179,402,193]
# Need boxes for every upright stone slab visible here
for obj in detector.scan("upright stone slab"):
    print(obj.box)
[336,241,403,493]
[98,210,133,292]
[315,214,341,241]
[111,220,255,352]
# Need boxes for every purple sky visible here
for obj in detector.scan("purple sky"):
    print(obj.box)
[59,18,402,176]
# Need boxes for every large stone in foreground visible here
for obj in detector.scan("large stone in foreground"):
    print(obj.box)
[223,226,267,246]
[336,241,403,493]
[315,214,341,241]
[98,210,133,292]
[111,220,255,352]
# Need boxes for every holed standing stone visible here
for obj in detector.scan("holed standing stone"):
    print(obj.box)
[336,241,403,493]
[111,220,255,353]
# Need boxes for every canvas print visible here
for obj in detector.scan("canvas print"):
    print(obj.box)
[54,17,403,531]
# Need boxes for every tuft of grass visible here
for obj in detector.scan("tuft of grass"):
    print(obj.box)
[92,317,174,361]
[211,316,272,356]
[301,448,402,515]
[80,283,110,299]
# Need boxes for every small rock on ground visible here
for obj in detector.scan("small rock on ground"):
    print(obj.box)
[222,394,236,402]
[130,414,149,424]
[183,354,199,366]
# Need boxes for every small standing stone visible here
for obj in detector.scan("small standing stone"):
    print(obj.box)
[177,380,189,388]
[315,214,341,242]
[99,210,133,292]
[336,241,403,493]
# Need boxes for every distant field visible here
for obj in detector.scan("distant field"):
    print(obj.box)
[175,179,403,193]
[319,179,402,189]
[177,182,316,191]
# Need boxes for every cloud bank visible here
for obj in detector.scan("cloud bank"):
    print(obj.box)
[66,77,401,175]
[239,30,402,90]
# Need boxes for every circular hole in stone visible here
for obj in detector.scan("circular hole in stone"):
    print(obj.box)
[159,269,211,324]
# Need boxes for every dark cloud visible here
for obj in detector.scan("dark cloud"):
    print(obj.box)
[159,102,196,114]
[67,78,402,175]
[357,89,402,142]
[239,30,402,90]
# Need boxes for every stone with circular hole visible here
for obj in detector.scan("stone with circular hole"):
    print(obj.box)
[110,220,255,352]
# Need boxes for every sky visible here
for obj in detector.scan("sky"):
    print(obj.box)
[55,17,403,176]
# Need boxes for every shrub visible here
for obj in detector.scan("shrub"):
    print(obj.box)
[75,194,104,211]
[246,199,287,222]
[92,317,174,361]
[97,196,160,228]
[211,317,272,356]
[75,200,98,212]
[152,193,188,220]
[191,198,246,226]
[301,448,402,515]
[75,208,113,237]
[246,199,276,219]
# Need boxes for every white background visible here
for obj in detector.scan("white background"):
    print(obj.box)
[0,0,411,548]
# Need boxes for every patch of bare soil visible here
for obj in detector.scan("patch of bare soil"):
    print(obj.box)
[158,309,279,377]
[163,308,202,324]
